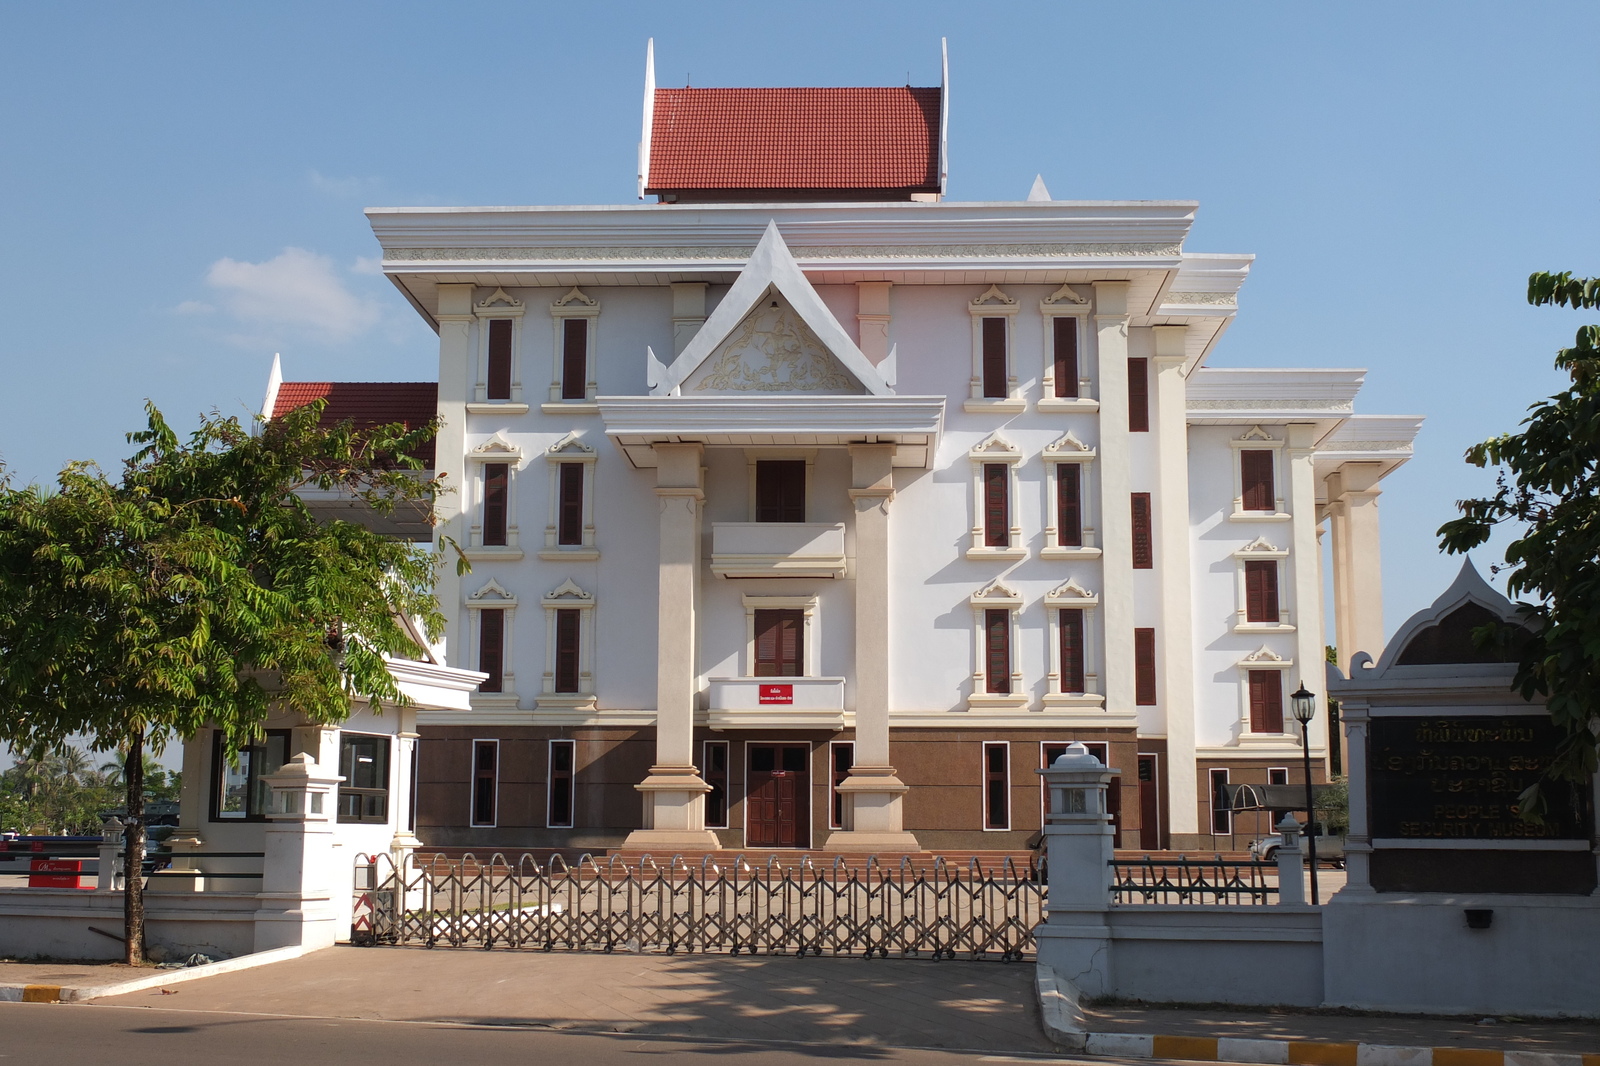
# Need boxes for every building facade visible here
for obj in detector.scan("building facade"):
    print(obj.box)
[271,56,1420,854]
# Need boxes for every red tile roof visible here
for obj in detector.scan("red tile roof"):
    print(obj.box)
[647,87,940,194]
[271,382,438,468]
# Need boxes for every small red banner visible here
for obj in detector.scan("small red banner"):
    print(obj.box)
[29,858,91,890]
[759,684,794,705]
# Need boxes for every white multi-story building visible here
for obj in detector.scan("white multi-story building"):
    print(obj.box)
[270,53,1419,854]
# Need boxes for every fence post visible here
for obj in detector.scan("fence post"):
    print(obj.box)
[1275,815,1306,906]
[1033,743,1118,996]
[97,816,125,892]
[252,753,345,952]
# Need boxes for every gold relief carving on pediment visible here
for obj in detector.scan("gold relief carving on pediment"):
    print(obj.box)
[691,299,860,394]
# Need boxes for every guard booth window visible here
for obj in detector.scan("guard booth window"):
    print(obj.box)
[338,733,391,824]
[212,730,290,821]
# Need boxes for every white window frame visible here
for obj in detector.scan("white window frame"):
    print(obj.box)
[464,433,524,560]
[741,593,819,677]
[546,738,576,829]
[1229,426,1290,522]
[982,740,1012,831]
[1232,536,1295,633]
[1043,578,1104,708]
[828,740,855,830]
[1210,767,1232,836]
[468,287,528,412]
[541,432,600,561]
[967,435,1026,559]
[1041,430,1101,559]
[964,285,1024,413]
[538,579,596,711]
[743,448,817,522]
[1235,646,1294,740]
[469,738,499,828]
[544,286,601,413]
[968,582,1027,710]
[465,578,519,709]
[1038,285,1097,411]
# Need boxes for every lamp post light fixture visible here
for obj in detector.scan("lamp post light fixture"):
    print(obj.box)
[1290,682,1319,905]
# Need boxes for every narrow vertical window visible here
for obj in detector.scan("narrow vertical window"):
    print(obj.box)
[560,318,588,401]
[1268,766,1291,830]
[1134,627,1157,706]
[1053,317,1079,399]
[486,319,513,401]
[983,463,1009,547]
[1210,768,1232,835]
[703,740,729,829]
[1244,560,1280,623]
[1056,464,1082,547]
[754,609,804,677]
[830,742,854,829]
[755,460,806,522]
[554,608,581,693]
[985,609,1011,694]
[478,609,504,693]
[557,463,584,546]
[981,317,1008,398]
[1240,450,1275,512]
[1248,670,1284,733]
[547,740,575,829]
[983,741,1010,830]
[1059,608,1086,694]
[471,740,498,827]
[1131,492,1153,569]
[1128,357,1150,432]
[482,463,508,547]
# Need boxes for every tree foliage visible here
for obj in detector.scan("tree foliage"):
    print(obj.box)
[0,401,446,959]
[1438,271,1600,810]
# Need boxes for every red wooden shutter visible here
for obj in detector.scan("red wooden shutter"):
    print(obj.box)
[560,318,588,400]
[557,463,584,545]
[984,742,1009,829]
[478,609,504,693]
[486,319,512,400]
[1134,628,1157,705]
[981,317,1008,398]
[1240,450,1275,512]
[1244,560,1280,623]
[1053,316,1079,398]
[1131,492,1153,569]
[755,460,806,522]
[1057,464,1082,547]
[472,741,497,826]
[754,609,804,677]
[1249,670,1284,733]
[985,609,1011,694]
[983,463,1009,547]
[1128,357,1150,432]
[482,463,508,547]
[1059,608,1085,693]
[554,608,581,693]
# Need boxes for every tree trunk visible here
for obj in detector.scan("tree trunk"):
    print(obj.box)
[123,730,145,965]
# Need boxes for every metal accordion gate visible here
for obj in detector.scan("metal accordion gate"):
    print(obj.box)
[352,853,1042,961]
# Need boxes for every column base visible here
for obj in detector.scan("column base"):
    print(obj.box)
[825,766,920,853]
[623,765,721,852]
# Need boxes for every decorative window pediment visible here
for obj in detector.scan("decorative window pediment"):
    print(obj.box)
[552,286,598,310]
[545,432,597,462]
[1233,536,1288,558]
[970,581,1023,607]
[1044,577,1099,606]
[1238,645,1291,667]
[1040,282,1088,307]
[1043,430,1095,459]
[542,578,594,608]
[1237,425,1276,443]
[469,578,517,606]
[969,284,1018,310]
[969,434,1023,461]
[476,287,525,313]
[470,432,523,462]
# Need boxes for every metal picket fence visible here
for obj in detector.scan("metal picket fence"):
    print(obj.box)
[351,852,1042,961]
[1109,854,1279,905]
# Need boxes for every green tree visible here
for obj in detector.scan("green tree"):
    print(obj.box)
[0,400,448,962]
[1438,271,1600,812]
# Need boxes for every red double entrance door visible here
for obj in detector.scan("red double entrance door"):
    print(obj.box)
[746,744,809,848]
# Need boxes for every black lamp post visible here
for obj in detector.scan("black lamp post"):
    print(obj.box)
[1290,682,1319,905]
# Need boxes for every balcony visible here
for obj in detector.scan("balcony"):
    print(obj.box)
[705,676,847,731]
[709,522,847,579]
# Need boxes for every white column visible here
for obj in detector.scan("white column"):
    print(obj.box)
[164,730,211,872]
[1093,282,1136,722]
[856,282,892,364]
[624,443,719,850]
[1151,325,1197,839]
[389,706,422,864]
[253,753,345,952]
[1336,699,1373,894]
[436,284,474,669]
[1327,463,1385,669]
[1287,425,1330,760]
[671,282,707,356]
[827,443,919,852]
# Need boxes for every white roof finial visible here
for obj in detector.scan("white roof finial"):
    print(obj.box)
[1027,174,1052,201]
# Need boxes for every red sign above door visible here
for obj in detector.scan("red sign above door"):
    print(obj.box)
[759,684,794,705]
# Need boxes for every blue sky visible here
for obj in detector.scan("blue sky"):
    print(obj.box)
[2,0,1597,643]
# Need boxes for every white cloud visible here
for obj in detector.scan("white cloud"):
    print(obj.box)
[351,255,383,276]
[204,247,381,341]
[174,299,214,315]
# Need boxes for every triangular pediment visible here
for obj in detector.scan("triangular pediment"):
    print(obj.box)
[654,222,891,397]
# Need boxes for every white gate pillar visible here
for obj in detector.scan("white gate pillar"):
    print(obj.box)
[1034,743,1118,997]
[253,753,345,952]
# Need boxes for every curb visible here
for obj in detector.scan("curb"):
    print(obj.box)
[1035,965,1599,1066]
[0,944,316,1003]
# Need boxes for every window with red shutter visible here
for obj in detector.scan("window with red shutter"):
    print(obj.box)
[482,463,508,547]
[1128,357,1150,432]
[755,460,806,522]
[1059,608,1085,693]
[1244,560,1280,623]
[557,463,584,545]
[1134,628,1157,705]
[1053,317,1079,398]
[1240,450,1275,512]
[1248,670,1284,733]
[981,317,1008,398]
[471,740,498,827]
[983,463,1009,547]
[478,609,504,693]
[560,318,588,401]
[983,741,1010,830]
[1057,464,1082,547]
[486,319,513,401]
[985,609,1011,694]
[547,740,575,828]
[1131,493,1153,569]
[554,608,581,693]
[754,609,804,677]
